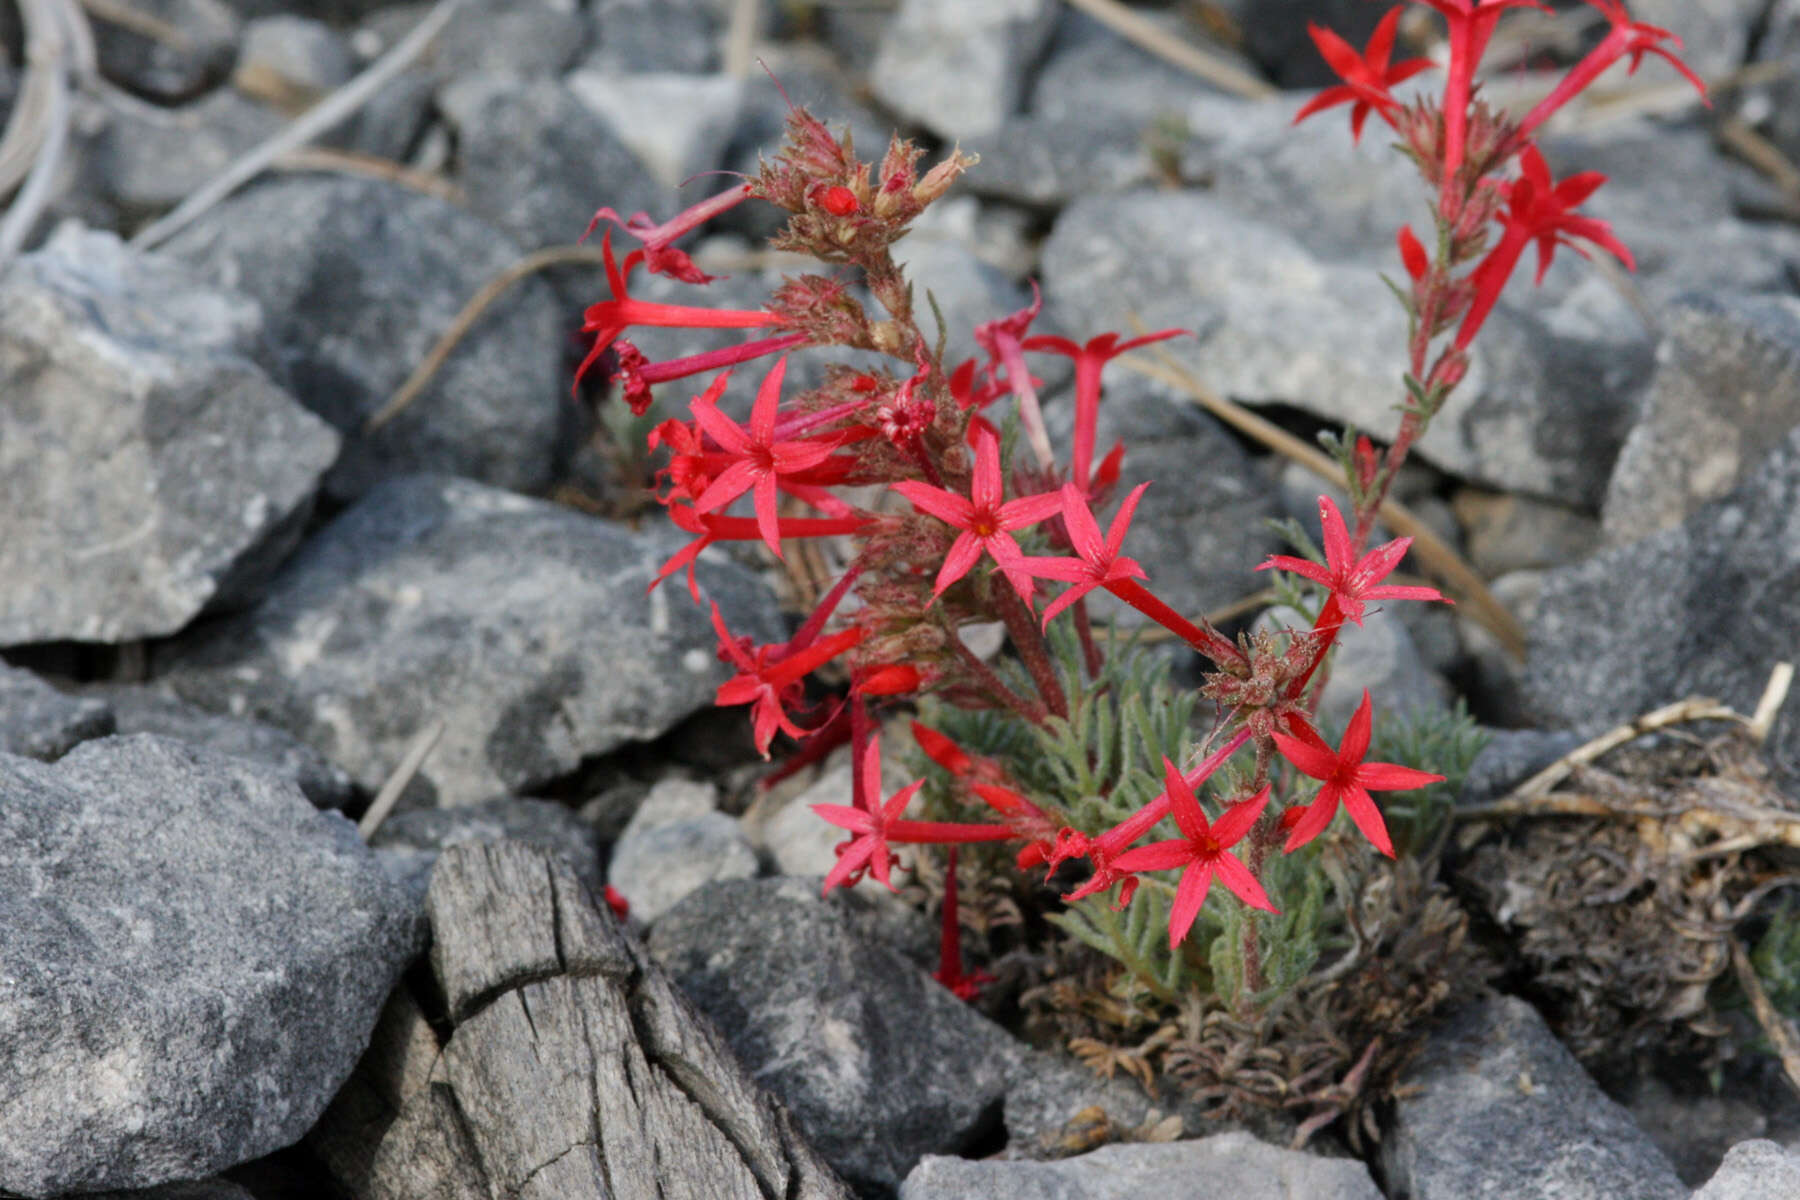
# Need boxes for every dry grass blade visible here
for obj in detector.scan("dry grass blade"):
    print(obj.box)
[130,0,468,251]
[272,146,464,205]
[364,244,612,433]
[1060,0,1277,101]
[723,0,764,79]
[1732,938,1800,1097]
[1719,117,1800,210]
[1118,345,1527,661]
[358,718,446,840]
[1485,694,1748,809]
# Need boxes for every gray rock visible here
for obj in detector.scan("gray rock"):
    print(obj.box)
[999,1046,1163,1159]
[1620,1074,1787,1186]
[871,0,1060,141]
[0,663,114,761]
[1623,0,1761,82]
[1451,489,1601,577]
[84,682,356,809]
[0,223,338,644]
[1040,189,1645,507]
[1458,568,1546,730]
[92,0,240,103]
[239,14,356,96]
[416,0,588,81]
[437,73,663,254]
[607,786,759,925]
[154,474,785,808]
[583,0,721,75]
[73,86,285,222]
[160,175,568,503]
[371,795,604,898]
[1458,727,1584,809]
[566,71,744,195]
[903,1133,1383,1200]
[1381,993,1687,1200]
[1239,0,1383,87]
[0,734,421,1196]
[893,197,1033,368]
[1691,1139,1800,1200]
[85,1179,258,1200]
[1603,292,1800,546]
[649,876,1019,1193]
[1524,424,1800,783]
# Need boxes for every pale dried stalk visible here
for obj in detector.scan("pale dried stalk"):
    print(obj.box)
[131,0,468,251]
[1731,938,1800,1098]
[1120,346,1528,661]
[365,244,612,433]
[358,719,446,840]
[1060,0,1276,101]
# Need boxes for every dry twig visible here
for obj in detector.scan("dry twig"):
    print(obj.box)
[1060,0,1276,100]
[357,719,446,840]
[365,244,612,433]
[1120,343,1528,660]
[130,0,468,251]
[1732,938,1800,1097]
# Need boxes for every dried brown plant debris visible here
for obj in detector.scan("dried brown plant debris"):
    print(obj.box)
[1458,712,1800,1080]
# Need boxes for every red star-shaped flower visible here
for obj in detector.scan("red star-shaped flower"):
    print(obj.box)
[1018,483,1149,628]
[1257,495,1446,626]
[1110,759,1276,947]
[1273,691,1445,857]
[1453,143,1632,349]
[691,357,849,558]
[890,428,1064,600]
[1294,6,1435,143]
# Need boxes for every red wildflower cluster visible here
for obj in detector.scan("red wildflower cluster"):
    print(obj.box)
[571,10,1673,974]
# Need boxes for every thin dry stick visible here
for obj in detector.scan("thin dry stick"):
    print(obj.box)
[1750,662,1795,746]
[272,145,465,205]
[1493,694,1746,807]
[1119,346,1528,661]
[0,0,94,197]
[1061,0,1276,100]
[130,0,467,251]
[722,0,764,80]
[1719,117,1800,207]
[358,719,447,840]
[1731,937,1800,1098]
[365,244,612,433]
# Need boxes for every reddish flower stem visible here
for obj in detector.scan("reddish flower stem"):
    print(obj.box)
[1104,579,1245,671]
[994,583,1068,721]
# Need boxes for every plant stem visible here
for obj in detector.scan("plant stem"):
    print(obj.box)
[995,585,1069,720]
[948,629,1048,725]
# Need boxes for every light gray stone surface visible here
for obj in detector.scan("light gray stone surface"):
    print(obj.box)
[84,682,356,809]
[650,876,1019,1193]
[1039,189,1642,508]
[154,474,785,807]
[566,70,744,194]
[0,735,421,1196]
[606,781,758,925]
[159,176,567,503]
[903,1133,1384,1200]
[871,0,1060,141]
[1602,292,1800,546]
[1525,424,1800,785]
[437,73,664,253]
[0,663,114,761]
[1381,994,1686,1200]
[1690,1139,1800,1200]
[0,224,338,644]
[91,0,240,102]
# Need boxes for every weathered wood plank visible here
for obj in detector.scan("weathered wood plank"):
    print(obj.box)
[313,840,853,1200]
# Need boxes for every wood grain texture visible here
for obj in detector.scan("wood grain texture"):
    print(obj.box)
[312,841,851,1200]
